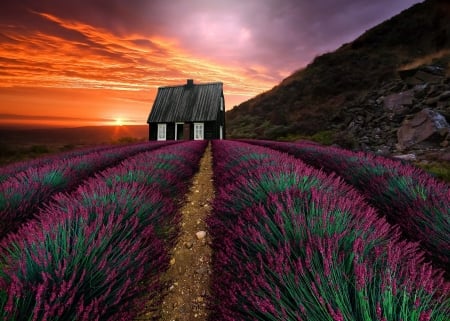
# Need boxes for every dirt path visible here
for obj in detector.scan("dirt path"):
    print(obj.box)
[156,143,214,321]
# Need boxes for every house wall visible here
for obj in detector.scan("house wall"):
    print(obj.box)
[216,108,226,139]
[149,123,157,140]
[149,120,224,140]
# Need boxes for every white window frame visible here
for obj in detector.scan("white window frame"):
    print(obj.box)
[194,122,204,140]
[157,123,166,141]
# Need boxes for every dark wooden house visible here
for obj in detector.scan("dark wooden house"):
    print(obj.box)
[147,79,225,140]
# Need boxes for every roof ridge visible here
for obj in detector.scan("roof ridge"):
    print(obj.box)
[159,82,222,89]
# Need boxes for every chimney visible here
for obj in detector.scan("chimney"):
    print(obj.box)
[186,79,194,87]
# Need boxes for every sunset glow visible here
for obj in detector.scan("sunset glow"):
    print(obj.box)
[0,0,421,128]
[0,11,272,128]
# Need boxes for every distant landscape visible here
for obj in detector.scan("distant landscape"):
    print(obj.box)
[0,125,148,165]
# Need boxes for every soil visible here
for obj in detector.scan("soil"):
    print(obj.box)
[139,143,214,320]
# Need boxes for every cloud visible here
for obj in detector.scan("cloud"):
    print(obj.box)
[0,113,118,123]
[2,0,421,75]
[0,8,276,109]
[0,0,422,123]
[123,0,422,72]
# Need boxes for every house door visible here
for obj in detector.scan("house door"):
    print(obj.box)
[183,124,190,140]
[157,123,166,141]
[175,122,184,140]
[193,123,204,140]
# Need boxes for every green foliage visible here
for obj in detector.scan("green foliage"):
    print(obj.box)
[331,131,359,149]
[0,144,52,166]
[264,125,290,139]
[310,130,336,145]
[28,145,50,154]
[59,144,76,152]
[416,161,450,183]
[226,114,261,139]
[278,133,304,141]
[114,136,143,144]
[279,130,337,145]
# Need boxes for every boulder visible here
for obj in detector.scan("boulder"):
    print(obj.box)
[383,90,414,115]
[397,108,450,150]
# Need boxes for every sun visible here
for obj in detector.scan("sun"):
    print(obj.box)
[114,118,124,126]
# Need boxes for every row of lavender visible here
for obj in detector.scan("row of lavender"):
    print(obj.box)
[0,141,176,240]
[208,140,449,321]
[0,142,145,183]
[0,140,206,320]
[242,139,450,276]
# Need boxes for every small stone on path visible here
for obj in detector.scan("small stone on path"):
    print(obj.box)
[196,231,206,239]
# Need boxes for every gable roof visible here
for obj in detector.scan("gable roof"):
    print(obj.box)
[147,81,223,123]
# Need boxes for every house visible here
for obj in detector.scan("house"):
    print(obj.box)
[147,79,225,140]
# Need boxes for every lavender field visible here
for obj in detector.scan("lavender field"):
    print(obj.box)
[209,140,449,321]
[0,141,206,320]
[0,140,449,320]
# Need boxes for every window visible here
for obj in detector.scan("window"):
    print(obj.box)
[220,97,224,111]
[194,123,204,140]
[157,123,166,141]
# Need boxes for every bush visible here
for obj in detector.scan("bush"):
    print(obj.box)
[28,145,50,154]
[416,161,450,183]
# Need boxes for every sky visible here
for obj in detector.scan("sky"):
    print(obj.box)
[0,0,422,128]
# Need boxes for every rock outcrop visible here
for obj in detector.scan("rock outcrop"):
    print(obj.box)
[397,108,449,150]
[334,63,450,160]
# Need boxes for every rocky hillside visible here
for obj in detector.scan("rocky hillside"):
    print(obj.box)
[226,0,450,160]
[335,64,450,161]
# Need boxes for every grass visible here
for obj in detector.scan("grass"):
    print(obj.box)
[415,161,450,183]
[0,137,145,167]
[0,144,62,166]
[279,130,337,145]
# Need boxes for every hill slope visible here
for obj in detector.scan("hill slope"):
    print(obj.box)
[226,0,450,141]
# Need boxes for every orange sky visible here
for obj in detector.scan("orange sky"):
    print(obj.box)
[0,12,276,128]
[0,1,420,128]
